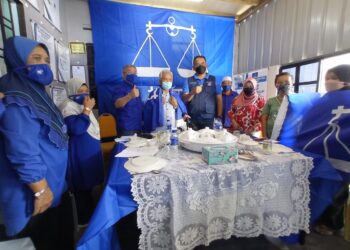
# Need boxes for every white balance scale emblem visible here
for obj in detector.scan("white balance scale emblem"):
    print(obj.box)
[303,105,350,158]
[131,16,201,78]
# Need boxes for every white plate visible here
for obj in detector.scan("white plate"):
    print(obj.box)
[124,156,167,174]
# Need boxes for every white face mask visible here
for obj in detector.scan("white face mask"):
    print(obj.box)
[325,80,345,92]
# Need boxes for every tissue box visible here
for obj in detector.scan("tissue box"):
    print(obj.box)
[202,145,238,165]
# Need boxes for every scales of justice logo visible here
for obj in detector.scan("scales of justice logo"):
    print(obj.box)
[303,105,350,159]
[131,16,202,79]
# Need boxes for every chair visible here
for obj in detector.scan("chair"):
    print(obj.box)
[98,113,118,173]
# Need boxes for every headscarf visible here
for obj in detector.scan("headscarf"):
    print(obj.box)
[0,36,68,149]
[59,78,100,140]
[327,64,350,82]
[233,77,259,106]
[327,64,350,91]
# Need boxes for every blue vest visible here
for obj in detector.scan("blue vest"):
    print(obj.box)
[187,75,216,120]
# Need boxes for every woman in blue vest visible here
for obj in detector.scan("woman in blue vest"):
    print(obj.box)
[143,69,188,132]
[0,36,73,250]
[59,78,104,225]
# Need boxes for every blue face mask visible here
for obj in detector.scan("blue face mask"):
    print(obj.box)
[24,64,54,86]
[222,85,231,92]
[69,93,89,105]
[162,81,172,90]
[126,74,138,84]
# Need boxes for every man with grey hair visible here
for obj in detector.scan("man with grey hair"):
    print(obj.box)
[113,64,143,136]
[143,69,188,132]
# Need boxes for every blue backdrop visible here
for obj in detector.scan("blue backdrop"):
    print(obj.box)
[89,0,235,114]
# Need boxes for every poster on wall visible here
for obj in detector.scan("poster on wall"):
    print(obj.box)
[72,65,86,83]
[247,68,268,98]
[56,42,70,82]
[33,22,57,80]
[50,85,67,107]
[27,0,39,10]
[43,0,61,30]
[233,74,244,93]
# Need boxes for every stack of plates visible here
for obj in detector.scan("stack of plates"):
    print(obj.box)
[124,156,167,174]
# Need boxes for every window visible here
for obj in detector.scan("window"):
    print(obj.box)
[281,59,321,93]
[0,0,24,76]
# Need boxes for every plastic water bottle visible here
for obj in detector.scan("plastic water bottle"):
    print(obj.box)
[166,118,172,131]
[214,118,223,131]
[166,118,172,144]
[170,129,179,152]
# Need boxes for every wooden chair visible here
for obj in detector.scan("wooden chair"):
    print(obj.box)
[98,113,117,173]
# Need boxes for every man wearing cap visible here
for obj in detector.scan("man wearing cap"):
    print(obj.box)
[182,55,222,130]
[221,76,238,130]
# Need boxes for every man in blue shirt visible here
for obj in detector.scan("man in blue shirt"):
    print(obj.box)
[182,56,222,130]
[113,64,143,136]
[221,76,238,129]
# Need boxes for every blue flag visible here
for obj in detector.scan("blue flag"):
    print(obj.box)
[278,90,350,171]
[89,0,234,114]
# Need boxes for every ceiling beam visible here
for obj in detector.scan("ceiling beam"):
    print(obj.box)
[110,0,236,17]
[236,0,271,22]
[219,0,261,6]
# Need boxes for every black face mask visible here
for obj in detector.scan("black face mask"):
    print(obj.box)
[195,65,206,74]
[278,85,290,93]
[243,87,254,96]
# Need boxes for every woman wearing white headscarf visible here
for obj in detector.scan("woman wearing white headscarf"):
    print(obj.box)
[59,78,104,225]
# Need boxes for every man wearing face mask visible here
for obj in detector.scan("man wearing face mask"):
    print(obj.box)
[114,64,143,136]
[261,72,293,139]
[182,55,222,130]
[143,70,188,132]
[221,76,238,130]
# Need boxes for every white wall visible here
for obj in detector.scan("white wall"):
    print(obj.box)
[61,0,92,83]
[234,0,350,74]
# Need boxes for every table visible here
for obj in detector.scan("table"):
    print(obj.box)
[77,144,344,250]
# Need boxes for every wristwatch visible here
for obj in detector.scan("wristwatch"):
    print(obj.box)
[84,107,91,112]
[34,187,47,198]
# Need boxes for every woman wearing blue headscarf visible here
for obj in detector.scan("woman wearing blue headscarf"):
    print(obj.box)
[59,78,104,225]
[0,37,73,249]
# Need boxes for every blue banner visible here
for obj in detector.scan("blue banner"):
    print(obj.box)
[89,0,234,114]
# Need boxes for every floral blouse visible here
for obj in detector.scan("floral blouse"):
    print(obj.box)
[228,96,266,133]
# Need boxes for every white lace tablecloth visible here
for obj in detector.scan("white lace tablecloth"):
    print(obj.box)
[130,148,313,250]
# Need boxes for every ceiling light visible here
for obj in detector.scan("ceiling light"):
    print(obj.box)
[188,0,204,2]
